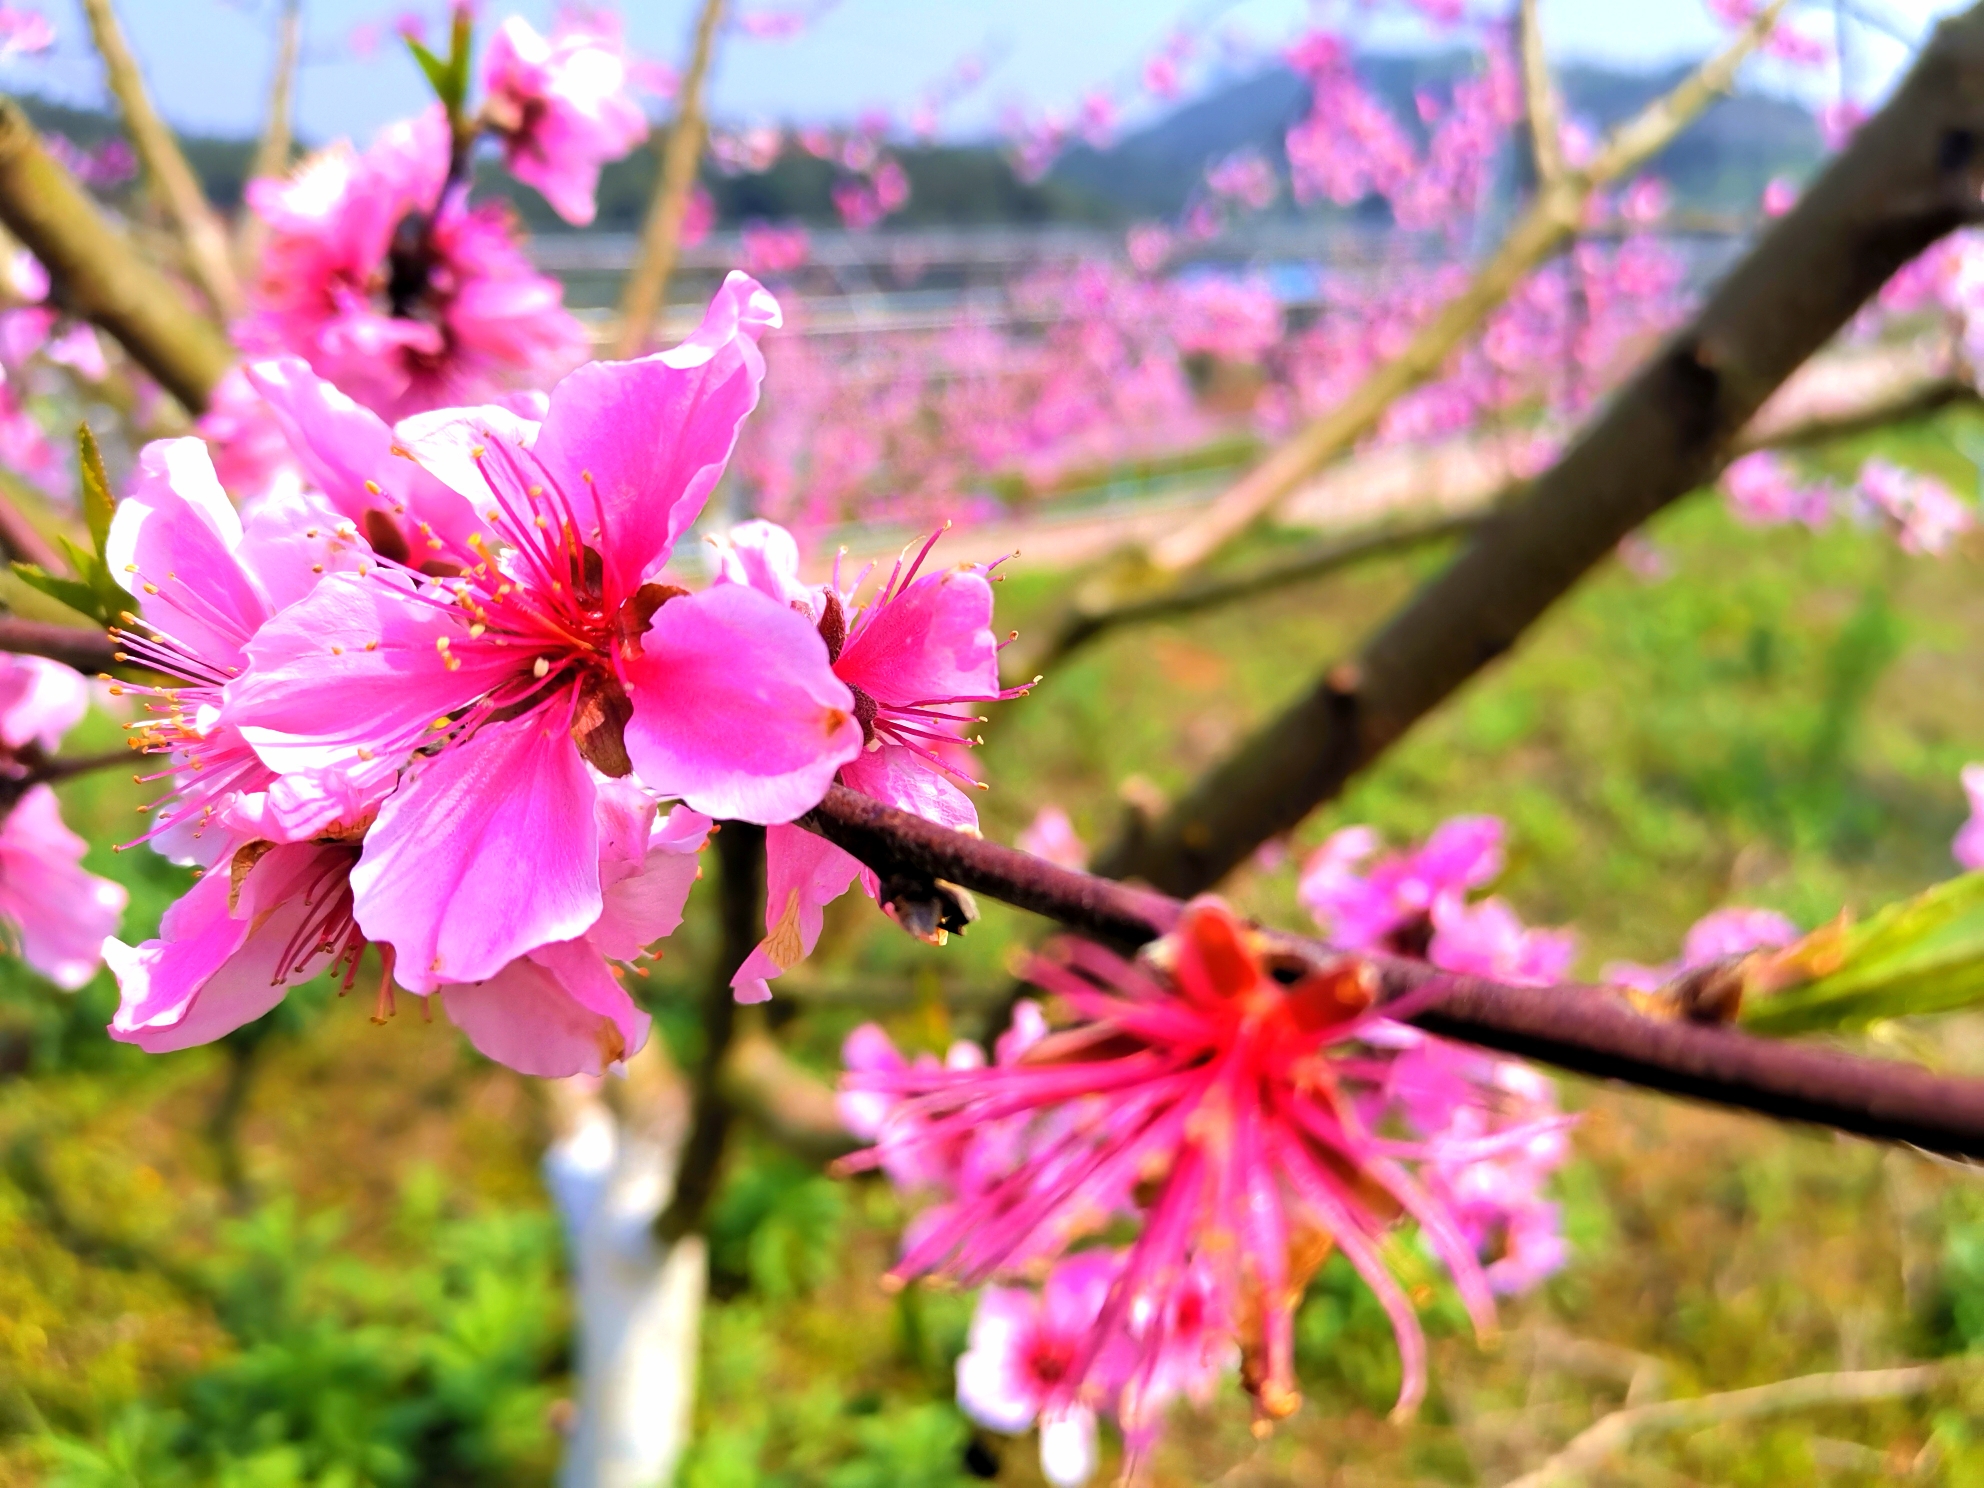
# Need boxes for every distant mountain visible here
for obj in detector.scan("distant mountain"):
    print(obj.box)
[1048,54,1823,220]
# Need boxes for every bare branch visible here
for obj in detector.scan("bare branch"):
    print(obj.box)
[0,616,118,673]
[1014,358,1975,684]
[1144,0,1789,576]
[0,101,235,413]
[801,785,1984,1161]
[79,0,241,319]
[1098,1,1984,897]
[719,1026,858,1161]
[1500,1358,1984,1487]
[613,0,725,360]
[233,0,301,278]
[1518,0,1565,187]
[656,818,761,1241]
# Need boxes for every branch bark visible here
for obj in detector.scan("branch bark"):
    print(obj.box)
[800,785,1984,1161]
[656,818,762,1241]
[233,0,301,278]
[1097,3,1984,897]
[80,0,241,319]
[612,0,725,360]
[1141,0,1789,576]
[0,616,118,673]
[0,101,234,413]
[1518,0,1565,187]
[1499,1358,1984,1487]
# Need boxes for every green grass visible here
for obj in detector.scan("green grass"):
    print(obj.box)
[10,411,1984,1483]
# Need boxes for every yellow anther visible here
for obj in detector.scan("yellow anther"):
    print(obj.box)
[364,479,381,494]
[431,716,451,730]
[532,656,550,678]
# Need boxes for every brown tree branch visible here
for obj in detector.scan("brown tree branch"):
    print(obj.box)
[0,101,234,412]
[719,1026,858,1160]
[79,0,242,319]
[1009,360,1977,686]
[233,0,301,278]
[0,616,118,673]
[800,785,1984,1161]
[1499,1358,1984,1487]
[1141,0,1790,575]
[657,818,762,1241]
[1096,3,1984,897]
[612,0,724,360]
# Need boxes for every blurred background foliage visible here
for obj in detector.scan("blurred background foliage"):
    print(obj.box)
[10,408,1984,1481]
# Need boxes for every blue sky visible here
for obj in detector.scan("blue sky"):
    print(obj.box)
[1,0,1964,145]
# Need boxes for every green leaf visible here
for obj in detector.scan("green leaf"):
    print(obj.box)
[13,561,110,628]
[405,37,460,112]
[1741,872,1984,1035]
[75,423,113,557]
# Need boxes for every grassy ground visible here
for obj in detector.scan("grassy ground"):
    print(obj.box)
[8,410,1984,1483]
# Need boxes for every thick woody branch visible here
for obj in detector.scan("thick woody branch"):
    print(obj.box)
[801,786,1984,1161]
[1142,0,1789,575]
[0,617,117,672]
[1099,3,1984,897]
[80,0,241,319]
[0,101,234,412]
[1013,362,1977,684]
[613,0,725,359]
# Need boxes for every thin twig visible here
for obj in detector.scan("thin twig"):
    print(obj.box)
[79,0,241,319]
[1499,1358,1984,1487]
[656,818,762,1241]
[613,0,725,359]
[719,1027,858,1160]
[0,100,234,412]
[1096,1,1984,896]
[799,785,1984,1161]
[1141,0,1789,576]
[0,477,62,571]
[233,0,301,279]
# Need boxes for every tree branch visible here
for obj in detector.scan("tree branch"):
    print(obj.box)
[1499,1358,1984,1487]
[1140,0,1789,576]
[657,818,762,1241]
[612,0,725,360]
[79,0,241,319]
[800,785,1984,1161]
[233,0,301,278]
[1097,2,1984,897]
[0,101,234,413]
[0,616,118,673]
[719,1026,858,1161]
[1518,0,1565,187]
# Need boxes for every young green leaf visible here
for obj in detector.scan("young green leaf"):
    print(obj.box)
[13,561,111,627]
[75,423,114,558]
[1741,872,1984,1034]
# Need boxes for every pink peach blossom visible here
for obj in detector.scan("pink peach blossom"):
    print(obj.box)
[482,15,649,227]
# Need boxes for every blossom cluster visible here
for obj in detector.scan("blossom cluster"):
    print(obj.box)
[839,899,1570,1483]
[101,274,1013,1076]
[1718,451,1975,555]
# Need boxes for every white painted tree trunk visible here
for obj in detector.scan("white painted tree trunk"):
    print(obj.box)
[544,1048,704,1488]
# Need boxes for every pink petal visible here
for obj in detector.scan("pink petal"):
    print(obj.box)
[106,438,270,667]
[105,842,341,1050]
[592,801,712,961]
[0,653,89,752]
[528,271,781,592]
[352,713,601,992]
[0,785,126,989]
[711,519,815,607]
[244,357,483,553]
[730,822,861,1001]
[441,937,649,1076]
[225,573,513,776]
[838,566,1000,706]
[622,583,861,824]
[839,744,979,833]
